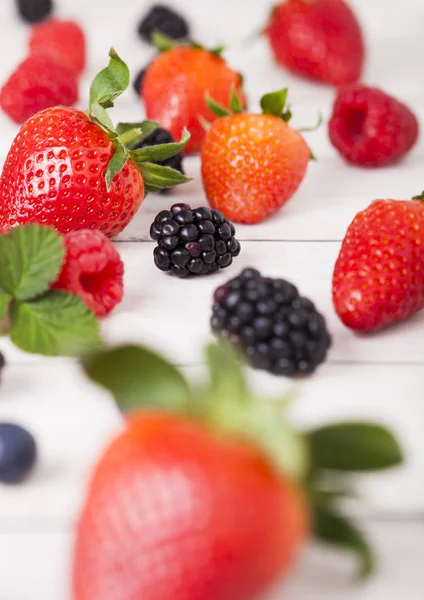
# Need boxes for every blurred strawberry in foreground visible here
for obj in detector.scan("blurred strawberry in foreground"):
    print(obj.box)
[29,19,86,76]
[0,50,190,237]
[201,89,311,224]
[53,230,124,317]
[74,341,403,599]
[333,196,424,332]
[266,0,365,86]
[142,34,246,153]
[0,54,78,124]
[329,85,419,167]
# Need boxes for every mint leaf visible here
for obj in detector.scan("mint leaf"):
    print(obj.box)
[10,292,101,357]
[205,92,231,117]
[313,505,374,579]
[307,422,404,472]
[0,292,11,320]
[81,344,190,412]
[260,89,288,118]
[138,162,191,188]
[89,48,130,110]
[105,143,129,190]
[0,225,65,301]
[131,128,190,163]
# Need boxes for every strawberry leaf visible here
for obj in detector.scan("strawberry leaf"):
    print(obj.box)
[10,292,101,357]
[105,143,129,191]
[313,505,374,579]
[138,162,191,188]
[131,128,190,163]
[89,48,130,111]
[90,102,117,136]
[0,225,65,301]
[228,87,244,114]
[152,31,177,52]
[205,93,231,117]
[0,292,11,320]
[81,344,191,412]
[260,89,289,118]
[307,422,404,472]
[116,120,159,139]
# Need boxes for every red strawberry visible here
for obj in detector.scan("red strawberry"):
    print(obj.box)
[266,0,365,86]
[29,19,86,76]
[142,39,245,154]
[201,89,311,224]
[0,54,78,124]
[73,411,308,600]
[52,230,124,317]
[0,50,190,237]
[74,341,403,598]
[333,197,424,332]
[329,85,419,167]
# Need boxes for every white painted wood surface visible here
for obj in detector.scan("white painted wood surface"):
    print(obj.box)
[0,0,423,598]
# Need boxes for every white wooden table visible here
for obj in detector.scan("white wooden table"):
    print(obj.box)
[1,0,423,598]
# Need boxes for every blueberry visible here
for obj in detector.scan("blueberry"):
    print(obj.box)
[0,424,37,484]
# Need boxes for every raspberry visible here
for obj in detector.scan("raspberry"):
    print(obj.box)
[0,423,37,484]
[16,0,53,24]
[29,19,86,76]
[134,128,185,194]
[211,269,331,376]
[329,85,419,167]
[53,230,124,317]
[151,204,241,278]
[138,4,190,43]
[0,55,78,124]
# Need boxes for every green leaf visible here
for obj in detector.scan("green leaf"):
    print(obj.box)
[81,344,191,412]
[0,225,65,301]
[105,143,129,191]
[152,31,177,52]
[229,87,244,114]
[210,44,225,58]
[131,128,190,163]
[116,120,159,139]
[90,102,116,134]
[138,162,191,189]
[0,291,11,320]
[89,48,130,110]
[307,422,404,472]
[313,505,374,579]
[412,191,424,200]
[205,92,231,117]
[206,340,249,407]
[10,292,101,357]
[260,89,289,117]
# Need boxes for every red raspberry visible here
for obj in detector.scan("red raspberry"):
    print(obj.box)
[29,19,86,76]
[53,230,124,318]
[0,55,78,124]
[328,85,419,167]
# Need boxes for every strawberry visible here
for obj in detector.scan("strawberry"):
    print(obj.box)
[201,89,311,224]
[0,50,190,237]
[329,85,419,167]
[333,197,424,332]
[0,54,78,124]
[29,19,86,76]
[266,0,365,86]
[142,35,245,154]
[74,341,403,599]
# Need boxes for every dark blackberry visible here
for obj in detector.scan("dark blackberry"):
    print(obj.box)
[151,204,241,278]
[133,66,148,96]
[133,128,184,195]
[211,269,331,376]
[138,4,190,44]
[16,0,53,23]
[0,423,37,484]
[0,351,5,382]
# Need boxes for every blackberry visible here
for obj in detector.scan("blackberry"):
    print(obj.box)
[151,204,241,278]
[134,128,184,195]
[138,4,190,44]
[211,269,331,376]
[133,66,148,96]
[16,0,53,23]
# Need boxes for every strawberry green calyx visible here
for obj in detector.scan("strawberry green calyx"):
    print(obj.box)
[260,89,293,122]
[81,338,404,579]
[88,48,191,193]
[152,31,225,58]
[412,191,424,200]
